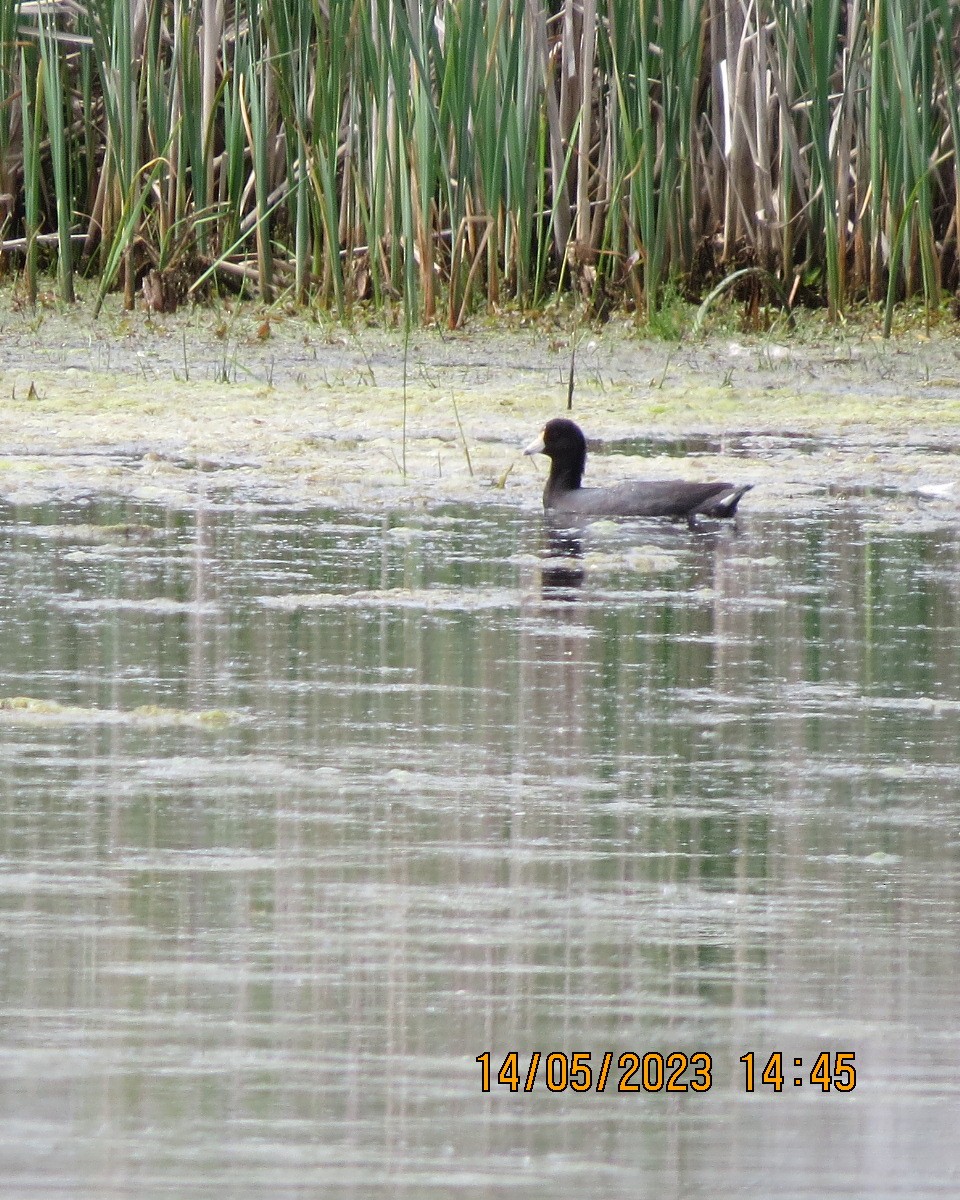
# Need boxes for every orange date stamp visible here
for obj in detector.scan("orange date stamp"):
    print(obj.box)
[476,1050,856,1093]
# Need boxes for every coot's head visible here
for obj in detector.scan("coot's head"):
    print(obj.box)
[524,418,588,488]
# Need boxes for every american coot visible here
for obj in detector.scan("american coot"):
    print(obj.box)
[524,418,752,524]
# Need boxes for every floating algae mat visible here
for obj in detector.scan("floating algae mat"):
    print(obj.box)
[0,695,238,727]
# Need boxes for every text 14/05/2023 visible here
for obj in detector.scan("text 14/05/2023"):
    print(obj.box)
[476,1050,857,1094]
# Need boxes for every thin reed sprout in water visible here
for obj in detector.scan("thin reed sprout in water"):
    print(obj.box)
[4,0,960,332]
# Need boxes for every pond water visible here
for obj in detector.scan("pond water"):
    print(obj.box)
[1,487,959,1198]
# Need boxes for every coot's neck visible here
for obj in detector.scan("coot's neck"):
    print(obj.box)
[544,449,585,501]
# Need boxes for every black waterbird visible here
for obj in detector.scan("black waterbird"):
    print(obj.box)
[524,418,752,526]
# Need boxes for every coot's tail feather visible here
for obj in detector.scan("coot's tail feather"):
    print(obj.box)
[696,483,753,519]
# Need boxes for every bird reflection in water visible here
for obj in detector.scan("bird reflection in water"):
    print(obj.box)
[539,519,586,597]
[536,510,734,601]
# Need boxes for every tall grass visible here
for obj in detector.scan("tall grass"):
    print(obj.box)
[4,0,960,331]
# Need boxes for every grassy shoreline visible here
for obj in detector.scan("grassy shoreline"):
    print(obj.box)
[1,292,959,520]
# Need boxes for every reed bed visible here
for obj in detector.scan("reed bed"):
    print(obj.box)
[2,0,960,331]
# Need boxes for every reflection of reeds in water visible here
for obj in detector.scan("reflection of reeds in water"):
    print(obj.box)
[3,1,959,329]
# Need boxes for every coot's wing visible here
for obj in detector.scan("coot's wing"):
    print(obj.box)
[548,480,748,518]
